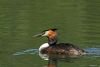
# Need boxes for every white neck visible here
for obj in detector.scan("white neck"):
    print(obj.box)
[39,43,49,51]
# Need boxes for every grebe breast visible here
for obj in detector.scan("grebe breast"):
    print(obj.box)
[39,43,49,51]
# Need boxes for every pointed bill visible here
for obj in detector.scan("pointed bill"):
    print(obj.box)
[33,33,43,37]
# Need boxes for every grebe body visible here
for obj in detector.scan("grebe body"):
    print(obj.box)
[39,43,85,59]
[34,29,86,60]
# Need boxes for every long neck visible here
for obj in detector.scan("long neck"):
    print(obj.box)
[48,37,57,46]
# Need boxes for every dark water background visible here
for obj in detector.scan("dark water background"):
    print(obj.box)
[0,0,100,67]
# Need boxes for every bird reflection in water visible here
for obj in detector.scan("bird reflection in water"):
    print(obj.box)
[41,52,84,67]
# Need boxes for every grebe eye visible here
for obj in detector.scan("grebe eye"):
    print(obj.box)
[42,30,48,34]
[41,31,50,36]
[41,31,47,35]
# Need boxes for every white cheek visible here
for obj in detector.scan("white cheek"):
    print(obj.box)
[42,31,49,36]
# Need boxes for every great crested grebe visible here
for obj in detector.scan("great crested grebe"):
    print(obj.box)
[34,28,86,60]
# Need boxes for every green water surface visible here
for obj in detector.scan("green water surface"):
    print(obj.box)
[0,0,100,67]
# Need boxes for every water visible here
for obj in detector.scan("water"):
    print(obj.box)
[0,0,100,67]
[13,48,100,56]
[13,48,39,56]
[13,48,100,67]
[85,48,100,56]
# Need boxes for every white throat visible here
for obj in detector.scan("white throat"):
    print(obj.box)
[39,43,49,52]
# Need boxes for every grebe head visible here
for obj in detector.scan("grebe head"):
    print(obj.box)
[34,28,57,39]
[34,28,58,45]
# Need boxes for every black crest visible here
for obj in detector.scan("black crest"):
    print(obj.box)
[49,28,58,31]
[42,28,58,33]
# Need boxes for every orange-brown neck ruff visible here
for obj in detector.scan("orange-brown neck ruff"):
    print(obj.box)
[47,30,57,46]
[47,30,57,39]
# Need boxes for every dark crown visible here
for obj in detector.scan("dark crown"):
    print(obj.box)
[49,28,57,31]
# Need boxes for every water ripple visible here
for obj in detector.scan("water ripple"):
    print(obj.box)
[13,48,100,57]
[85,48,100,56]
[13,48,39,56]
